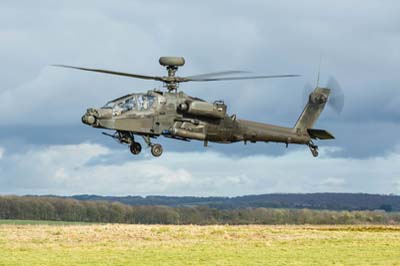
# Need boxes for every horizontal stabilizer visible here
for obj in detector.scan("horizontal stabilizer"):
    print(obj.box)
[307,129,335,140]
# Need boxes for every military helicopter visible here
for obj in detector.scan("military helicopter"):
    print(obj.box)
[55,57,343,157]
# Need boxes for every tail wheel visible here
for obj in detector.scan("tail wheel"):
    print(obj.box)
[311,148,319,157]
[130,142,142,155]
[151,144,163,157]
[308,142,319,157]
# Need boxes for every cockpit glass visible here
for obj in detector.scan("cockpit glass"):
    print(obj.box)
[103,94,156,116]
[137,95,155,111]
[103,101,115,109]
[103,94,131,109]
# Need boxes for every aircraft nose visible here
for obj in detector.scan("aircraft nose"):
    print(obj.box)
[81,108,98,125]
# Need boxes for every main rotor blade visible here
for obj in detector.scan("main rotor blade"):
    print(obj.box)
[53,65,163,81]
[188,74,300,82]
[185,70,250,79]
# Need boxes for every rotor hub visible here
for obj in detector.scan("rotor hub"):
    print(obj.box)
[158,57,186,92]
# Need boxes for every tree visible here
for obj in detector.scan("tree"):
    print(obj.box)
[380,204,393,212]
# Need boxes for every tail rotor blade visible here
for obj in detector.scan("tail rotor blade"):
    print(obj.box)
[327,77,344,114]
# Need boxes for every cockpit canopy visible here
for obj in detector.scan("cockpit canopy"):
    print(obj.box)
[103,94,156,116]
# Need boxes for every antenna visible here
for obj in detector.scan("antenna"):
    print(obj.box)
[316,55,322,88]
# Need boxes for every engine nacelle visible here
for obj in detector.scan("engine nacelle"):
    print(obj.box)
[182,101,226,119]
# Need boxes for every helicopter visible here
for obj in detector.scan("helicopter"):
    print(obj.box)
[55,57,343,158]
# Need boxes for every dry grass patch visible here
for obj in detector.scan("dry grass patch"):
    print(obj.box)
[0,224,400,266]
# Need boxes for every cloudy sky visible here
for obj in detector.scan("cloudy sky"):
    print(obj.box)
[0,0,399,196]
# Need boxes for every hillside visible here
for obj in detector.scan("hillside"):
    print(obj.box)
[70,193,399,211]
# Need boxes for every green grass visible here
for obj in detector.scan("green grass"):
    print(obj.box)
[0,224,399,266]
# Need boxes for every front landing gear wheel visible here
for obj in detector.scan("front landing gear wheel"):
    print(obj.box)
[130,142,142,155]
[151,144,163,157]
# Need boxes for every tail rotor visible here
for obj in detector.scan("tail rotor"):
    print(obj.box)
[302,76,344,114]
[326,77,344,114]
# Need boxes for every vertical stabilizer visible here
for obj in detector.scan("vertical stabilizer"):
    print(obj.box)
[294,87,330,130]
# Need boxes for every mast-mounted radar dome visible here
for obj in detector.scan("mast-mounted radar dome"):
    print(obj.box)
[159,57,185,67]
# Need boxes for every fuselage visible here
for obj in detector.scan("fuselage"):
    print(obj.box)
[81,90,311,146]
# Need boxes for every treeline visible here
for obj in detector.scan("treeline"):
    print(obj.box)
[71,193,400,211]
[1,196,400,225]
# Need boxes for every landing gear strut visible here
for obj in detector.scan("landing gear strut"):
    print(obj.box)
[103,131,163,157]
[143,136,163,157]
[308,141,319,157]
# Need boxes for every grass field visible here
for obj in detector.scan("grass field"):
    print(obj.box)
[0,221,400,266]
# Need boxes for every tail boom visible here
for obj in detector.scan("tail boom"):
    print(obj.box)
[237,120,310,145]
[232,87,334,157]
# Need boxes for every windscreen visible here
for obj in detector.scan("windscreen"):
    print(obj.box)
[104,94,156,116]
